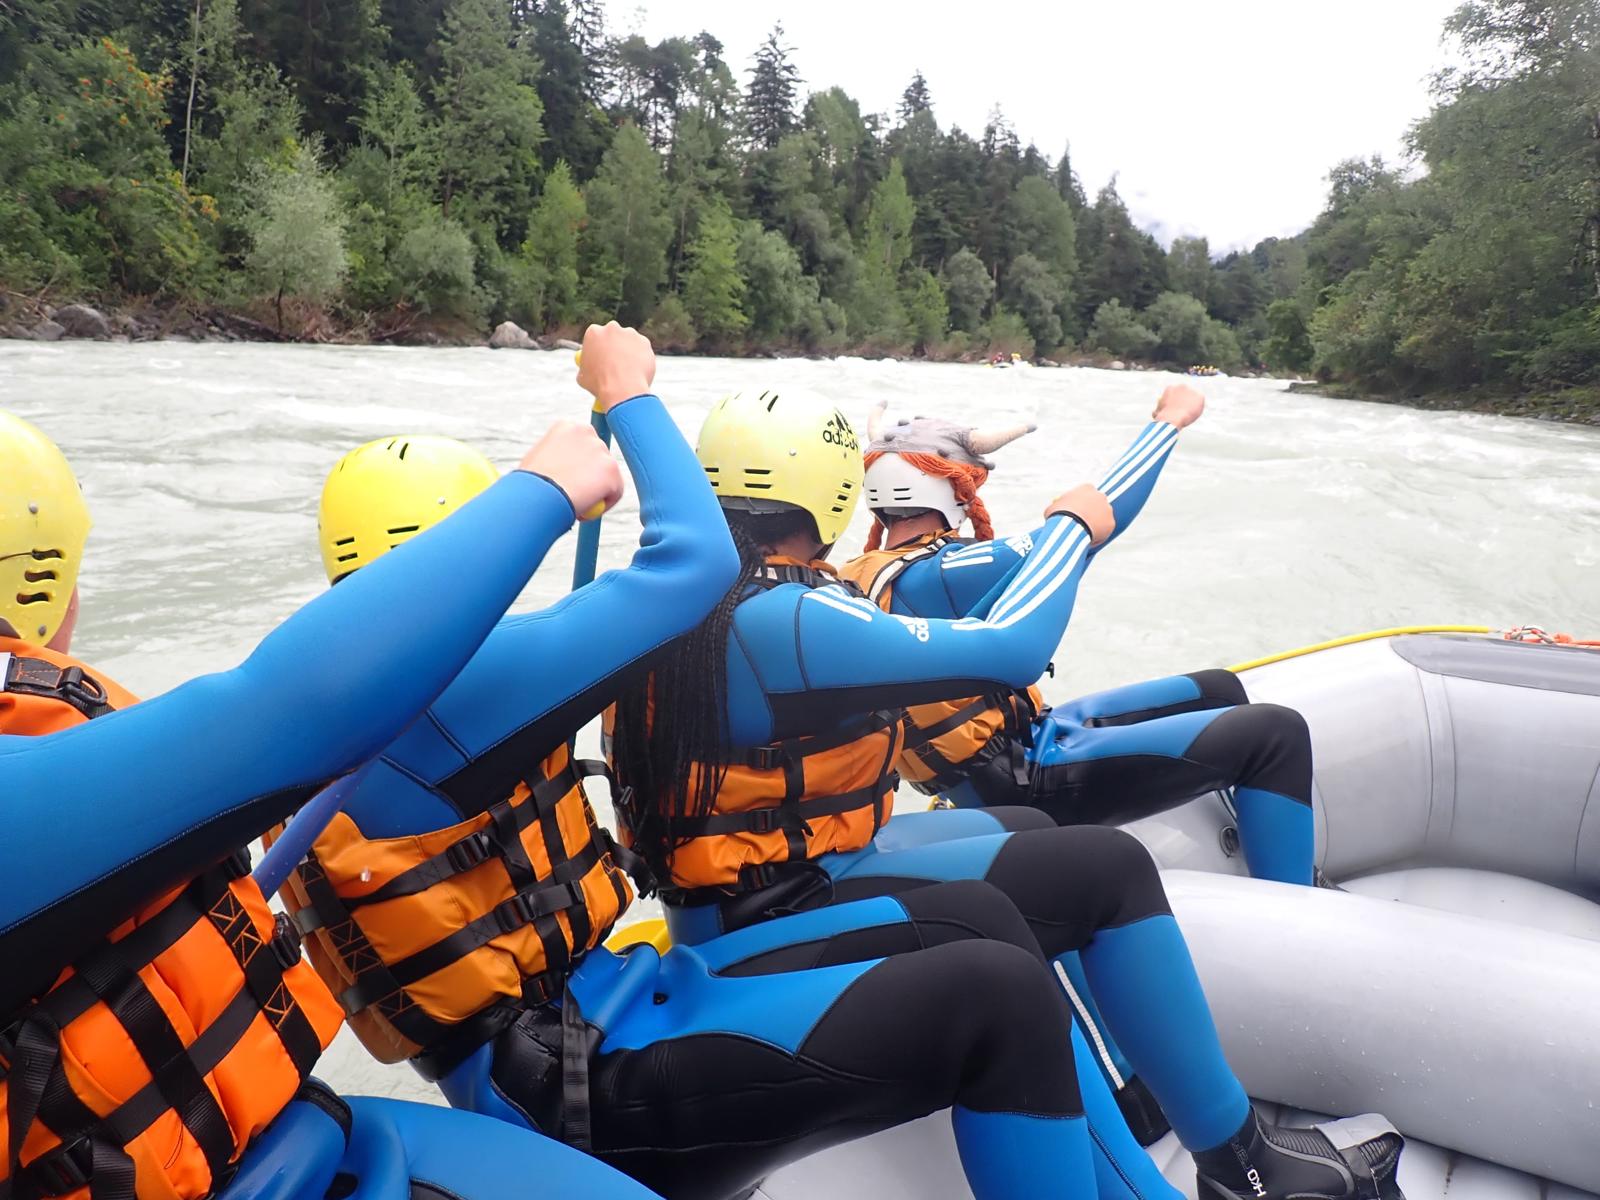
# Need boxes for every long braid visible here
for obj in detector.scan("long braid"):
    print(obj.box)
[611,515,773,877]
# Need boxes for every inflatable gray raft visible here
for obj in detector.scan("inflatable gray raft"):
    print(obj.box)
[757,632,1600,1200]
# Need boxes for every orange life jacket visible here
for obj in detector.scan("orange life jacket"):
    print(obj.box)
[0,643,341,1200]
[839,537,1044,796]
[611,562,904,895]
[273,742,639,1074]
[0,638,138,734]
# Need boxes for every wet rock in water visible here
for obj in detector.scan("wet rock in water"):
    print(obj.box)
[30,320,65,342]
[51,304,112,340]
[1110,360,1127,371]
[489,321,538,350]
[551,338,582,352]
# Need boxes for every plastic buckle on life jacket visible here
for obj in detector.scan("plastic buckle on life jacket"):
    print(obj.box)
[56,665,107,712]
[742,808,780,835]
[26,1136,94,1197]
[271,912,304,970]
[222,847,253,879]
[446,831,495,875]
[748,745,784,771]
[496,883,584,934]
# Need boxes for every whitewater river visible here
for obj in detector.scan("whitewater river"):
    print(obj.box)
[3,340,1598,1100]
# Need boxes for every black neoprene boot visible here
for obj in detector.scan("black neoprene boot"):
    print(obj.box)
[1193,1109,1406,1200]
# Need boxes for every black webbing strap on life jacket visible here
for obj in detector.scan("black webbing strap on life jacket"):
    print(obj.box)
[902,684,1039,796]
[666,710,901,895]
[0,655,115,721]
[294,759,645,1075]
[1,855,317,1200]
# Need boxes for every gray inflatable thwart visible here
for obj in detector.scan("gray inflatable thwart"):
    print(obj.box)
[760,635,1600,1200]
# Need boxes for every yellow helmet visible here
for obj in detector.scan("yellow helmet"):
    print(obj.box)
[318,435,498,582]
[695,389,863,545]
[0,411,91,644]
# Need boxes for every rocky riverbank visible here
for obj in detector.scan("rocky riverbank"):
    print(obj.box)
[1287,381,1600,428]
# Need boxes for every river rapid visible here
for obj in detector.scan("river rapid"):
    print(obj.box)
[4,340,1598,1099]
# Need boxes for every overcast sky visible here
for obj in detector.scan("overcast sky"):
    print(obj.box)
[624,0,1466,251]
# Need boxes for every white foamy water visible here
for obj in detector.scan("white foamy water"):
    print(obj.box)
[4,340,1597,1101]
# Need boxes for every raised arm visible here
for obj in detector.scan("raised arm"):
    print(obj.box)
[1088,384,1201,553]
[879,401,1193,621]
[0,429,616,1011]
[728,501,1107,743]
[351,388,739,831]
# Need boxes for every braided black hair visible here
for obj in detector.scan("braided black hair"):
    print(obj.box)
[611,506,817,875]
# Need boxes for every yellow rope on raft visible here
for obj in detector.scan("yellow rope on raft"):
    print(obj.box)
[1227,625,1495,673]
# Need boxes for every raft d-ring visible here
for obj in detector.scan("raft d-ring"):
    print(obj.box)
[1219,825,1240,858]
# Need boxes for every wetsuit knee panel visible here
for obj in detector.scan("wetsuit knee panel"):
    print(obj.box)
[1186,669,1249,707]
[892,878,1043,960]
[802,940,1081,1117]
[1188,703,1313,803]
[989,826,1171,937]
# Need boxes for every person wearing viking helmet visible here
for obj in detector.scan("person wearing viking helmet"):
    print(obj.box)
[837,387,1321,1144]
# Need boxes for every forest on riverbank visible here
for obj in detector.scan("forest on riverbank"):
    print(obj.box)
[0,0,1595,400]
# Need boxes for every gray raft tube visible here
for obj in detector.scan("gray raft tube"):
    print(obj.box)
[761,635,1600,1199]
[1134,633,1600,896]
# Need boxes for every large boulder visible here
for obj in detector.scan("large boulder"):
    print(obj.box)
[30,320,65,342]
[488,321,538,350]
[51,304,112,340]
[551,337,582,352]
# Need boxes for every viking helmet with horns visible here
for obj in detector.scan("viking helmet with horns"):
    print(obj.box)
[862,401,1035,542]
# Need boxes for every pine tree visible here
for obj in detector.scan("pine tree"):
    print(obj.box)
[433,0,544,235]
[583,123,672,323]
[682,200,748,340]
[569,0,608,96]
[521,159,587,326]
[898,70,932,124]
[746,22,799,149]
[1055,141,1087,211]
[235,0,385,144]
[526,0,612,174]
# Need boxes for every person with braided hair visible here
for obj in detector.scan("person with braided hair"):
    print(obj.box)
[606,387,1407,1200]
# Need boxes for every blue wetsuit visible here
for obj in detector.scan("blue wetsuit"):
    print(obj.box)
[0,466,660,1200]
[314,397,1113,1200]
[639,422,1265,1195]
[860,420,1315,889]
[832,420,1312,1143]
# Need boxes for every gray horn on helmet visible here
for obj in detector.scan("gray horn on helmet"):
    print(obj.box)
[866,399,889,444]
[964,422,1038,458]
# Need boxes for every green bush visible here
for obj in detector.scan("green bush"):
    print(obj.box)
[642,293,697,351]
[1518,310,1600,390]
[393,212,477,315]
[1088,299,1157,359]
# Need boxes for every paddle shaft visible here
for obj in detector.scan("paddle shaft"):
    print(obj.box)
[570,404,612,589]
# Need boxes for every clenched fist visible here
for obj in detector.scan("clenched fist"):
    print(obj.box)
[1153,384,1205,430]
[576,321,656,414]
[519,420,625,522]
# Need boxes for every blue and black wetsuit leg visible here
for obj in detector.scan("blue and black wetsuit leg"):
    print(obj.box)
[475,885,1099,1200]
[806,825,1254,1159]
[1028,669,1314,886]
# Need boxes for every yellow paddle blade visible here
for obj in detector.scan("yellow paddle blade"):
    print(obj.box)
[606,917,672,954]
